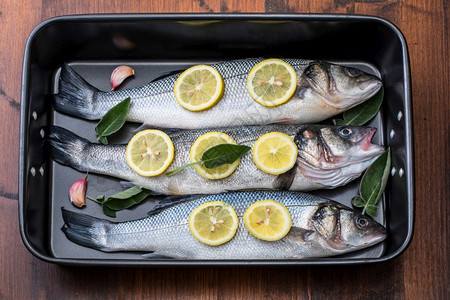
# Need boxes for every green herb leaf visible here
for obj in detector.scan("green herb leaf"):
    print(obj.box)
[332,119,347,126]
[86,195,105,204]
[99,136,108,145]
[359,147,391,203]
[166,144,251,177]
[333,87,384,126]
[88,185,152,217]
[105,187,152,211]
[352,147,391,217]
[364,204,378,217]
[102,205,116,218]
[104,185,143,200]
[94,97,131,144]
[351,195,366,208]
[201,144,251,169]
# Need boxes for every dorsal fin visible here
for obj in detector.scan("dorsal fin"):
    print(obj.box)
[147,194,203,216]
[149,69,184,82]
[133,123,186,136]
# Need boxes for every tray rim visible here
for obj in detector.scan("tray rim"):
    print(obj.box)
[19,13,414,266]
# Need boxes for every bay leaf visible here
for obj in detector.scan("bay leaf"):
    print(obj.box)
[94,97,130,143]
[352,147,391,217]
[105,187,152,211]
[166,144,251,176]
[351,195,366,208]
[359,147,391,205]
[104,185,143,200]
[202,144,251,169]
[99,136,108,145]
[102,204,116,218]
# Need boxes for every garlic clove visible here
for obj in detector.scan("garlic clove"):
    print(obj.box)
[111,65,135,91]
[69,174,88,208]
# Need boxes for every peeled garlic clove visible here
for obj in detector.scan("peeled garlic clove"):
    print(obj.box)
[111,65,135,91]
[69,174,88,208]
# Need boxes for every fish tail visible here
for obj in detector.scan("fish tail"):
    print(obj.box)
[47,126,89,172]
[53,64,100,119]
[61,208,112,251]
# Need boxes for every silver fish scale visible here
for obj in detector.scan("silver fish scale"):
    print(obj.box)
[93,59,317,129]
[55,122,382,195]
[101,191,333,259]
[73,124,333,195]
[134,125,319,194]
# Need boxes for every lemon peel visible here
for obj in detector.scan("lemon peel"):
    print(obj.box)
[189,201,239,246]
[125,130,175,177]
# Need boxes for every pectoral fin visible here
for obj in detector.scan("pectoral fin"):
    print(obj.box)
[273,162,297,190]
[297,86,309,99]
[288,226,315,243]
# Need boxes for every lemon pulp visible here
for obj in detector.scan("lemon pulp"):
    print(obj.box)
[247,58,297,107]
[174,65,224,111]
[189,201,239,246]
[125,130,175,177]
[244,199,292,242]
[252,132,298,175]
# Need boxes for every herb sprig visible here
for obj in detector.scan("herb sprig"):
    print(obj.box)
[94,97,131,144]
[166,144,251,177]
[87,185,152,218]
[352,148,391,217]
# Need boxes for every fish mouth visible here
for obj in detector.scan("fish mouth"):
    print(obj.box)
[358,78,382,99]
[362,226,388,247]
[296,126,384,187]
[359,128,384,155]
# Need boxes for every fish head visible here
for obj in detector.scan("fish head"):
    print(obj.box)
[300,62,382,109]
[294,125,385,186]
[309,203,387,253]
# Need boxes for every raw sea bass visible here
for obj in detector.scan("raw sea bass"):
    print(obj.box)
[54,58,382,129]
[48,124,384,195]
[61,191,387,259]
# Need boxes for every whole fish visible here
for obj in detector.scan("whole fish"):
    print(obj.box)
[61,190,387,259]
[48,124,384,195]
[54,58,382,129]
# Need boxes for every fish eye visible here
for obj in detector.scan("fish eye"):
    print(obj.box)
[338,127,353,137]
[355,216,369,229]
[345,67,362,78]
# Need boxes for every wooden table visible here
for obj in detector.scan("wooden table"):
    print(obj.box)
[0,0,448,299]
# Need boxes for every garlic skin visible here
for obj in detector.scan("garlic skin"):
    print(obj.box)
[69,175,88,208]
[111,65,135,91]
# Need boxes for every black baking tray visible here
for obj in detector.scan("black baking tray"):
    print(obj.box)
[19,14,413,266]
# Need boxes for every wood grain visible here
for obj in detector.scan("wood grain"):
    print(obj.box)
[0,0,448,299]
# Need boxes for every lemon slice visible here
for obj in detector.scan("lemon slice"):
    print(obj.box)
[247,58,297,107]
[244,199,292,241]
[125,130,175,176]
[252,132,298,175]
[190,132,240,180]
[189,201,239,246]
[174,65,224,111]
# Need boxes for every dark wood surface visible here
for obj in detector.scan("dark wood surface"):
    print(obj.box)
[1,0,448,299]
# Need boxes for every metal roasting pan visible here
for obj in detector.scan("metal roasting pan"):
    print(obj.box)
[19,14,414,266]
